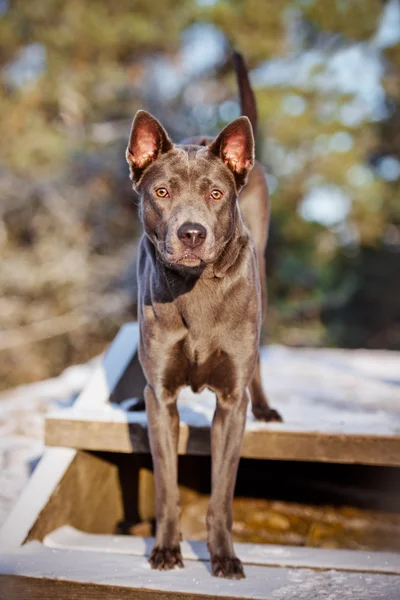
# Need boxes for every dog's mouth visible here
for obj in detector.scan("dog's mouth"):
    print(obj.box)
[177,251,202,264]
[174,254,203,269]
[163,250,204,269]
[158,240,219,270]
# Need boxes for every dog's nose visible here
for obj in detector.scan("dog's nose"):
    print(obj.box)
[177,222,207,248]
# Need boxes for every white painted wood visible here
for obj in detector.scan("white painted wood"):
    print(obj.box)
[1,543,399,599]
[43,526,400,575]
[74,322,139,410]
[0,448,76,551]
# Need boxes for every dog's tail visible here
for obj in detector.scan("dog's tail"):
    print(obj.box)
[233,51,257,137]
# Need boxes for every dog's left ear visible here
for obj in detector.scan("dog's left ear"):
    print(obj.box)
[126,110,173,186]
[209,116,255,187]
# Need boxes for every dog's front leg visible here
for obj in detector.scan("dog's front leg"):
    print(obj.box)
[145,383,183,570]
[207,390,249,579]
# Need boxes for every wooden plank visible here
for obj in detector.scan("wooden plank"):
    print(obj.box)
[26,450,124,543]
[241,428,400,466]
[45,413,400,466]
[0,323,138,551]
[74,322,139,410]
[1,543,399,600]
[0,449,123,551]
[0,448,76,551]
[43,526,400,575]
[44,330,400,465]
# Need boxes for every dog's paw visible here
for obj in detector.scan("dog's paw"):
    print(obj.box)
[149,546,184,570]
[252,405,283,423]
[211,555,245,580]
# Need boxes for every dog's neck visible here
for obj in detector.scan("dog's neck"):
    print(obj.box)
[210,231,249,279]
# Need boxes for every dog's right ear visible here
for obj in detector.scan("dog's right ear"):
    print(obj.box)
[126,110,173,185]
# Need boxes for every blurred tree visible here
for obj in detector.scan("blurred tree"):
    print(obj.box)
[0,0,399,389]
[0,0,197,172]
[199,0,400,348]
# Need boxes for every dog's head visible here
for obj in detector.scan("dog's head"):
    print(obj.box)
[126,110,254,272]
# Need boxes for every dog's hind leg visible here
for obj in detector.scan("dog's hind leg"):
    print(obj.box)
[249,355,282,422]
[144,384,184,570]
[250,248,283,423]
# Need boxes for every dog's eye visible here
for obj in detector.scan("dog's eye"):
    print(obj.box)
[156,188,169,198]
[211,189,223,200]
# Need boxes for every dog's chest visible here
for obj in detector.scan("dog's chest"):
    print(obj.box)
[174,298,256,394]
[143,267,259,395]
[184,345,235,395]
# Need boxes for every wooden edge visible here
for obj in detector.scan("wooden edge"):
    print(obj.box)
[1,324,139,551]
[0,449,124,553]
[43,526,400,575]
[0,575,205,600]
[24,450,124,546]
[0,448,77,551]
[241,428,400,466]
[44,417,400,466]
[1,544,399,600]
[73,322,139,410]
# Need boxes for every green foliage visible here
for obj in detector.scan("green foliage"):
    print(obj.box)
[0,0,197,173]
[301,0,383,41]
[0,0,399,379]
[200,0,290,62]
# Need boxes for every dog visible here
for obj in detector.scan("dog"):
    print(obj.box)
[126,52,282,580]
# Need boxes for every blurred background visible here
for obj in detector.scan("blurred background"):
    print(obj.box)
[1,0,400,392]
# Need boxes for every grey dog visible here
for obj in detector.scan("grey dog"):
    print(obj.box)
[126,52,282,580]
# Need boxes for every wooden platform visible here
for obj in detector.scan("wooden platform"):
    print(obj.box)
[43,526,400,575]
[1,530,400,600]
[1,442,399,599]
[44,323,400,466]
[1,323,400,598]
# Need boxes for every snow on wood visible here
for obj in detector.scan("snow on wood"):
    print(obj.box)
[1,341,400,526]
[1,543,399,599]
[44,525,400,575]
[51,344,400,436]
